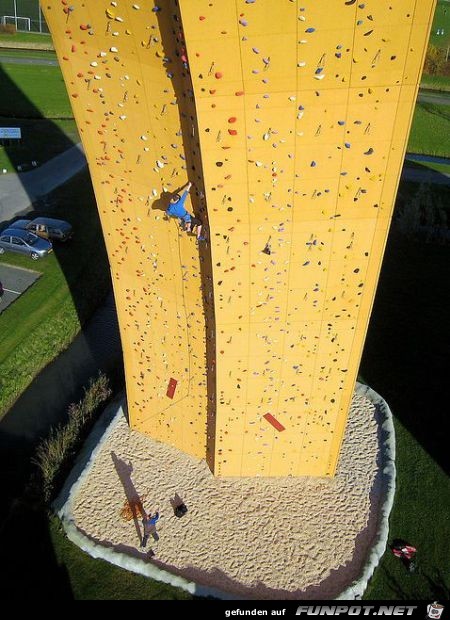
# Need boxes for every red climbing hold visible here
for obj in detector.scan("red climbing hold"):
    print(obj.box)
[199,15,206,20]
[228,117,237,123]
[235,90,244,96]
[264,413,285,432]
[215,72,223,79]
[228,129,237,135]
[167,378,178,399]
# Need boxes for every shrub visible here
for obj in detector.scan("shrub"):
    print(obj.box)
[0,24,17,35]
[424,44,447,76]
[33,373,112,502]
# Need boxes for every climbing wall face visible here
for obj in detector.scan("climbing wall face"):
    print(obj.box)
[179,0,435,476]
[41,1,209,458]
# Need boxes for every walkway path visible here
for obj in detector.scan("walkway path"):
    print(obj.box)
[0,54,57,66]
[0,143,86,224]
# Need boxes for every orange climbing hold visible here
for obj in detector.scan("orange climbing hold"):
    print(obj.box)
[215,72,223,79]
[166,378,178,399]
[264,414,285,432]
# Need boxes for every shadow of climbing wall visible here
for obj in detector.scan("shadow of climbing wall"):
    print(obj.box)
[41,0,211,459]
[179,0,435,476]
[42,0,435,477]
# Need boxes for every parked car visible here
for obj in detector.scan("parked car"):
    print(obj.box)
[0,228,53,260]
[10,217,73,242]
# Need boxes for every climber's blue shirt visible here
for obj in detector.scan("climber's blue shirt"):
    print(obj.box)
[166,191,191,222]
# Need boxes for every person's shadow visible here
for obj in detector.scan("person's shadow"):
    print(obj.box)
[151,186,188,213]
[111,451,146,546]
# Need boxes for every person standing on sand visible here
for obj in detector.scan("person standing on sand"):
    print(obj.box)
[141,511,160,547]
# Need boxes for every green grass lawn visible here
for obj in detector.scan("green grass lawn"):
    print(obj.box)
[0,62,73,118]
[0,48,56,60]
[0,31,53,47]
[420,74,450,92]
[0,54,77,170]
[0,117,79,171]
[0,169,111,418]
[408,102,450,157]
[429,0,450,49]
[359,190,450,599]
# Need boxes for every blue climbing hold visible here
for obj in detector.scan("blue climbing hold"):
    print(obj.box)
[305,27,316,33]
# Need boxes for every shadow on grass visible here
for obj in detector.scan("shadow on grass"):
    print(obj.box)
[360,171,450,477]
[0,60,120,598]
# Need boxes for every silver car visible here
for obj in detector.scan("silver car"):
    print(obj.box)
[0,228,53,260]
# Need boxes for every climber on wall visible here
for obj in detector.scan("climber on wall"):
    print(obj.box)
[166,181,206,242]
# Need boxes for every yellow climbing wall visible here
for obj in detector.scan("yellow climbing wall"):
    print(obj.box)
[41,0,210,458]
[42,0,435,477]
[179,0,435,477]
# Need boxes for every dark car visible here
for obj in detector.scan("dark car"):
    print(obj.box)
[10,217,73,242]
[0,228,53,260]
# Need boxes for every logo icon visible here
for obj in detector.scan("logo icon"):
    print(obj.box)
[427,602,444,620]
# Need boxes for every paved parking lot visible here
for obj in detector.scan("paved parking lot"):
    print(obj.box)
[0,263,41,313]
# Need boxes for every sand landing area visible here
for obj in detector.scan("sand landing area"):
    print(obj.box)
[57,384,395,599]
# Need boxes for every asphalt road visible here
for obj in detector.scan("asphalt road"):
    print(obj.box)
[0,262,40,313]
[0,54,58,66]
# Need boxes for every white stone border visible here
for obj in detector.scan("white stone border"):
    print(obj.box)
[54,383,396,600]
[336,383,397,600]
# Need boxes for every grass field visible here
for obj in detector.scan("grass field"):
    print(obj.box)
[420,73,450,91]
[0,31,52,45]
[0,169,111,418]
[0,62,72,117]
[0,56,76,170]
[0,48,56,59]
[407,102,450,157]
[429,0,450,49]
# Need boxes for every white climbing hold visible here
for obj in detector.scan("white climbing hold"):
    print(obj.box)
[119,115,127,120]
[94,74,101,80]
[141,135,148,140]
[90,61,98,67]
[99,51,107,57]
[110,46,118,53]
[156,160,164,168]
[115,16,123,22]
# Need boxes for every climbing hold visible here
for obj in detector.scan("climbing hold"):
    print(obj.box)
[235,91,244,96]
[263,413,285,432]
[215,72,223,79]
[311,161,317,167]
[228,117,237,123]
[166,378,177,399]
[199,15,206,21]
[239,19,248,26]
[305,27,316,33]
[228,129,237,136]
[364,147,374,155]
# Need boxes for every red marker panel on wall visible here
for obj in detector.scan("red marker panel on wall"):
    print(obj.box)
[167,378,178,399]
[263,413,285,432]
